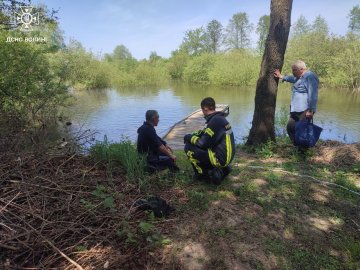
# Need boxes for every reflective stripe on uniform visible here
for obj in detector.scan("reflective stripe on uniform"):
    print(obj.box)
[208,149,220,167]
[225,133,232,166]
[205,127,215,137]
[191,136,199,144]
[186,150,203,174]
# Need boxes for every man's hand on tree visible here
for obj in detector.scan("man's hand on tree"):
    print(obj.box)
[274,69,283,80]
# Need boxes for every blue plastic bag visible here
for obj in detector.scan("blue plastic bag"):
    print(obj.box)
[295,119,323,147]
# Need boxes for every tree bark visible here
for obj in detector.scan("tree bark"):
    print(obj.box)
[246,0,293,145]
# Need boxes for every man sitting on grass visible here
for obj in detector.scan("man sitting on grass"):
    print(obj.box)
[184,97,235,185]
[137,110,179,173]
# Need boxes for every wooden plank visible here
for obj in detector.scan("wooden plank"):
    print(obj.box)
[163,104,229,150]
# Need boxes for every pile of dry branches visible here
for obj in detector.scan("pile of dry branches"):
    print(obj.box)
[0,151,159,269]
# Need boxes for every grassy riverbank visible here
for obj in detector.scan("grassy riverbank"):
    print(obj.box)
[1,135,359,269]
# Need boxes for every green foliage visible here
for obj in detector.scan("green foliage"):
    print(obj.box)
[91,184,116,209]
[138,221,155,234]
[172,50,259,86]
[255,140,276,158]
[234,181,259,198]
[167,49,190,79]
[327,34,360,90]
[89,136,146,183]
[348,5,360,33]
[138,218,172,247]
[183,53,216,83]
[208,50,260,86]
[51,39,113,90]
[225,12,253,49]
[206,19,223,53]
[0,30,68,126]
[291,15,311,38]
[80,199,96,210]
[75,245,88,252]
[186,189,211,211]
[109,44,133,62]
[180,27,208,56]
[256,15,270,54]
[312,15,329,35]
[116,221,138,246]
[133,60,170,86]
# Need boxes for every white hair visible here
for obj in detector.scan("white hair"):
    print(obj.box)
[292,60,307,70]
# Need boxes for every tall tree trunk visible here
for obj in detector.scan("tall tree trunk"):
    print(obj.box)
[246,0,293,145]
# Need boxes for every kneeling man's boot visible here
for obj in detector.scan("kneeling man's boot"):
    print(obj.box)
[222,166,232,178]
[209,168,224,185]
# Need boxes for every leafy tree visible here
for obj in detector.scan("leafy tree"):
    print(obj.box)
[105,44,137,72]
[183,53,215,83]
[149,51,161,63]
[206,19,223,53]
[208,50,260,86]
[256,15,270,54]
[247,0,293,145]
[0,31,68,125]
[348,5,360,33]
[291,15,310,37]
[180,27,208,56]
[327,35,360,90]
[312,15,329,35]
[225,12,253,50]
[112,44,133,61]
[167,49,189,79]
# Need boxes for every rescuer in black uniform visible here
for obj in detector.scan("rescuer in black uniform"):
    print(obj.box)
[137,110,179,173]
[184,97,235,185]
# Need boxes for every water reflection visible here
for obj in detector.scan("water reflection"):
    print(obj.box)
[67,84,360,144]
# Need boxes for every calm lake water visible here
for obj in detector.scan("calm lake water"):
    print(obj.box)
[67,83,360,144]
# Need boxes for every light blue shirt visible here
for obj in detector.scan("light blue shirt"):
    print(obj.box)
[283,70,319,113]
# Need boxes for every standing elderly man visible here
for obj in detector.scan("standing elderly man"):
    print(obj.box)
[274,60,319,146]
[137,110,179,173]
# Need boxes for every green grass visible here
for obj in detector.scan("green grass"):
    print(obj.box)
[86,137,359,269]
[89,136,147,184]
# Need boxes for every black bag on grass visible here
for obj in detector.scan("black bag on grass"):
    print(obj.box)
[134,196,175,218]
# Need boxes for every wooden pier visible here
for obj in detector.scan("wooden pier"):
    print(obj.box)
[162,105,229,150]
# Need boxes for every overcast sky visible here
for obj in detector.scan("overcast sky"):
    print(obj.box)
[33,0,359,59]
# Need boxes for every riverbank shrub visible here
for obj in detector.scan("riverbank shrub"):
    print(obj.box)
[167,50,190,79]
[208,50,260,86]
[183,53,216,83]
[133,60,170,86]
[89,136,146,183]
[0,30,69,127]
